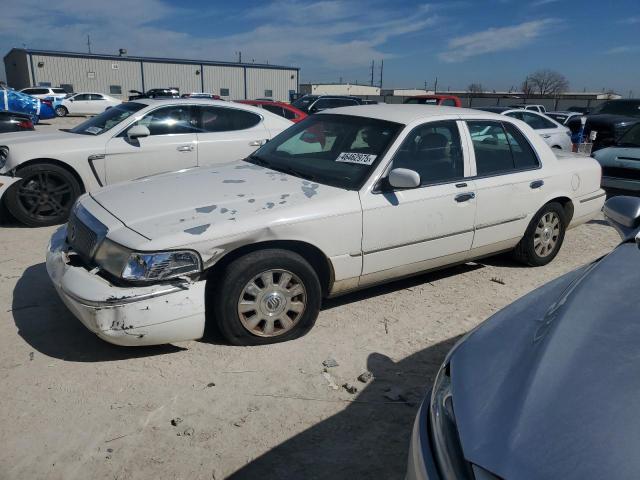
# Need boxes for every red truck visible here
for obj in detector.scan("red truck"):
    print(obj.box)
[403,94,462,107]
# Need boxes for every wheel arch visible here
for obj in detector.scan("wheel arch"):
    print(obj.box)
[544,196,574,224]
[204,240,335,297]
[13,158,86,193]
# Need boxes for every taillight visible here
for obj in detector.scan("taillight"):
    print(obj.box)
[17,120,33,129]
[41,99,53,106]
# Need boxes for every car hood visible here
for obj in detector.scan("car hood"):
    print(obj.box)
[0,130,82,145]
[89,161,346,244]
[450,241,640,479]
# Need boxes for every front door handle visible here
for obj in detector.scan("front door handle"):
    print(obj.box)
[530,180,544,189]
[177,145,194,152]
[455,192,475,203]
[249,139,268,147]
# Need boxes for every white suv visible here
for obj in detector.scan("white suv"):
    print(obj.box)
[19,87,69,100]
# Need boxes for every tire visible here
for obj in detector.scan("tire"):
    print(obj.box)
[55,106,68,117]
[5,162,82,227]
[210,249,322,346]
[513,202,567,266]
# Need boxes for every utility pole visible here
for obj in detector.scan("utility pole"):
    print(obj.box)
[424,80,427,91]
[87,35,92,54]
[434,76,438,93]
[379,59,383,89]
[236,51,242,63]
[370,60,375,87]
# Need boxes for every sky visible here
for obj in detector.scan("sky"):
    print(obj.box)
[1,0,638,94]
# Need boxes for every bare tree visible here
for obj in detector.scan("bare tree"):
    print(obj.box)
[467,83,483,94]
[523,69,569,95]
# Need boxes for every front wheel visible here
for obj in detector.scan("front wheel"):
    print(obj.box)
[55,106,68,117]
[514,202,567,266]
[210,249,321,345]
[5,163,82,227]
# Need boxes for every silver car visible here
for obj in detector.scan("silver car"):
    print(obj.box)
[407,195,640,479]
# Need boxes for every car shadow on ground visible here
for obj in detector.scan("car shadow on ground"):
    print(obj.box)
[228,335,462,480]
[12,263,187,362]
[322,263,484,310]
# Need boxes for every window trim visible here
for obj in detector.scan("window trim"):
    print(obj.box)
[463,119,542,180]
[373,119,469,194]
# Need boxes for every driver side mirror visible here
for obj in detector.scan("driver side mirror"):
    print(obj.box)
[127,125,150,140]
[388,168,421,189]
[603,196,640,240]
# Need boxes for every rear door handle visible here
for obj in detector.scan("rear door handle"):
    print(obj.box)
[455,182,468,188]
[177,145,194,152]
[542,134,551,139]
[530,180,544,189]
[455,192,475,203]
[249,139,268,147]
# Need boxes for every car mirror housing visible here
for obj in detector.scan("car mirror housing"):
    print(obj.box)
[127,125,151,140]
[388,168,421,189]
[603,196,640,240]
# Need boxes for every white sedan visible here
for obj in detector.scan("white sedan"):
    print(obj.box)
[479,107,573,150]
[56,92,122,117]
[0,99,292,226]
[45,105,605,347]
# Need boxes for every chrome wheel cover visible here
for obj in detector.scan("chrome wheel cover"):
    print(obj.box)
[237,269,306,337]
[534,211,561,258]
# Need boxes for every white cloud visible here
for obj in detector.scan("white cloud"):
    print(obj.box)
[605,45,640,54]
[530,0,561,6]
[0,0,441,72]
[439,19,558,62]
[618,16,640,24]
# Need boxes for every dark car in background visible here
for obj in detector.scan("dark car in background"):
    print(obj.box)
[0,111,34,133]
[291,95,363,114]
[407,195,640,480]
[566,100,640,152]
[128,88,180,101]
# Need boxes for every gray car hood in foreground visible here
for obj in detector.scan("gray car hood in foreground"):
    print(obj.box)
[451,241,640,479]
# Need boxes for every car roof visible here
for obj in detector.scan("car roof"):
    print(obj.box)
[132,98,237,106]
[318,104,502,124]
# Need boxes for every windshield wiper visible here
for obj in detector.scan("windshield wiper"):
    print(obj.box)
[275,165,316,181]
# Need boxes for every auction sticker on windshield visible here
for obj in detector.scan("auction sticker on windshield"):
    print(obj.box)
[336,152,377,165]
[85,126,102,135]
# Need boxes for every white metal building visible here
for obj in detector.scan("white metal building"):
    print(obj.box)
[300,83,380,96]
[4,48,300,102]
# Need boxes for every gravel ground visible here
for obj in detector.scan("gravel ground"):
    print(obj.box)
[0,117,622,479]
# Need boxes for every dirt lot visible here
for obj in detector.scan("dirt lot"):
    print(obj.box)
[0,117,621,479]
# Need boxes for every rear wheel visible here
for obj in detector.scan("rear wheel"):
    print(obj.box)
[514,202,566,266]
[55,106,68,117]
[210,249,321,345]
[5,163,81,227]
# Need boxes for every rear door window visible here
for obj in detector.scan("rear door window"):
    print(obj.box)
[197,106,261,132]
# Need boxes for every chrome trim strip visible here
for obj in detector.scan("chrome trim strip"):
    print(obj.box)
[579,192,606,204]
[475,214,526,230]
[61,284,185,307]
[364,228,475,255]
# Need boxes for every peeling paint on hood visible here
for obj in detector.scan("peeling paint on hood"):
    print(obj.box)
[89,161,344,243]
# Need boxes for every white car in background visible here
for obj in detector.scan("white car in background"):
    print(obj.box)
[478,107,573,150]
[56,93,122,117]
[0,99,293,226]
[509,103,547,114]
[545,111,583,125]
[44,105,604,347]
[19,86,69,100]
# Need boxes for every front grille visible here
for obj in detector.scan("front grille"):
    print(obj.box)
[67,211,98,260]
[66,203,108,261]
[602,166,640,181]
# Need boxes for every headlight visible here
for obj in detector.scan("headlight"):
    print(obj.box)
[430,362,473,480]
[0,146,8,169]
[94,239,202,281]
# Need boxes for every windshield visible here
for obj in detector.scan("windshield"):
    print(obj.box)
[69,102,146,135]
[246,114,402,190]
[618,123,640,147]
[291,96,317,110]
[591,101,640,117]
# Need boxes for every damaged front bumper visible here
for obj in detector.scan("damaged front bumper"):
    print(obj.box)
[45,225,206,346]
